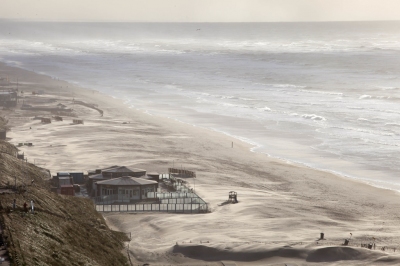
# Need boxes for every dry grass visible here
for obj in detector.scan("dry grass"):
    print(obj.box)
[0,140,129,266]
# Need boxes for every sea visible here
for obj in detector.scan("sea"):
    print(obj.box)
[1,21,400,190]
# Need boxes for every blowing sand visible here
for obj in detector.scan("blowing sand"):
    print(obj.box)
[2,62,400,265]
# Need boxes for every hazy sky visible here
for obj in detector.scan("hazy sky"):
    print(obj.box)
[1,0,400,22]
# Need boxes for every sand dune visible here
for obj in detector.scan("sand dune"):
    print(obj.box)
[173,244,394,264]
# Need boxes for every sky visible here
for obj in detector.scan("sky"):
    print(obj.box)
[1,0,400,22]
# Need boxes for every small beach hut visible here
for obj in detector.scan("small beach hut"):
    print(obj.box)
[60,185,75,196]
[147,172,160,182]
[57,172,73,187]
[70,172,85,184]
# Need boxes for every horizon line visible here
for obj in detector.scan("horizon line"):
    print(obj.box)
[1,18,400,23]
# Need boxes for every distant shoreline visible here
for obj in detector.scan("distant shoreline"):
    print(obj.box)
[1,60,398,194]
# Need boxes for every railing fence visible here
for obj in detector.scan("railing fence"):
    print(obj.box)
[95,202,208,213]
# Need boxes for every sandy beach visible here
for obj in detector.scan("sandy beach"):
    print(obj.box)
[3,61,400,265]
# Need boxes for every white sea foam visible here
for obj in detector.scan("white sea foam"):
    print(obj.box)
[378,86,398,90]
[385,123,400,128]
[299,89,343,96]
[270,84,305,89]
[302,114,326,121]
[346,106,364,110]
[221,102,249,109]
[257,107,271,112]
[359,95,372,99]
[239,97,256,101]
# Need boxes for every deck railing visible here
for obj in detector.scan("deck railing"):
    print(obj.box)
[95,191,208,213]
[95,202,208,213]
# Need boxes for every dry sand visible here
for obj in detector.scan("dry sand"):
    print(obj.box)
[2,62,400,265]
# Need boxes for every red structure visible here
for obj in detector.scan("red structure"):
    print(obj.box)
[60,185,75,196]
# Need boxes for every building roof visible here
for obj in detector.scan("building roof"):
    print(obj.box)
[57,172,70,176]
[88,173,108,180]
[147,172,160,176]
[59,176,71,180]
[96,176,157,186]
[102,166,145,174]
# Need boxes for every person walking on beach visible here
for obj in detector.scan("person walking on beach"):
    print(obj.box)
[30,200,34,214]
[23,202,28,213]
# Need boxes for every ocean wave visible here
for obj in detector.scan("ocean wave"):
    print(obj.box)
[257,106,271,112]
[298,89,343,96]
[220,102,249,109]
[270,84,306,89]
[359,95,372,99]
[197,92,238,100]
[238,97,256,101]
[220,95,236,99]
[329,125,395,137]
[378,86,398,90]
[385,123,400,128]
[155,49,185,54]
[302,114,326,121]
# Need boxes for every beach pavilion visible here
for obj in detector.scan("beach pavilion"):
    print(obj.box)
[101,166,146,178]
[95,176,158,203]
[87,165,147,196]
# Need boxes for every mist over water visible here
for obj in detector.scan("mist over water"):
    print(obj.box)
[1,21,400,190]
